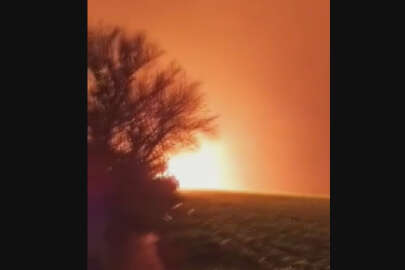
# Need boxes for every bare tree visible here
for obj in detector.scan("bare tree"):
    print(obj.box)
[87,25,217,270]
[88,26,216,180]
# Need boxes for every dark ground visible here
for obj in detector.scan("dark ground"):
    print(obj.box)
[158,190,330,270]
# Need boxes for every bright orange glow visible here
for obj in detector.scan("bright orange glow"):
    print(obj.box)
[89,0,330,196]
[167,141,225,190]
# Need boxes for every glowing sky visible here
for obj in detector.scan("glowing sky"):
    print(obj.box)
[88,0,330,196]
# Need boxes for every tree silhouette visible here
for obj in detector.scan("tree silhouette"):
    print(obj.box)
[88,26,216,180]
[87,25,217,270]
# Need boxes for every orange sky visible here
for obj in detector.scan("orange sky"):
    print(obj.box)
[88,0,330,196]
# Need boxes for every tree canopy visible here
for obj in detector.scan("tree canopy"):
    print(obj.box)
[87,26,217,180]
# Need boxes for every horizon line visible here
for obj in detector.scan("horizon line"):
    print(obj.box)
[179,188,330,199]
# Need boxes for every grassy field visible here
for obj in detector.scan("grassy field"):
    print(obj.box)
[159,190,330,270]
